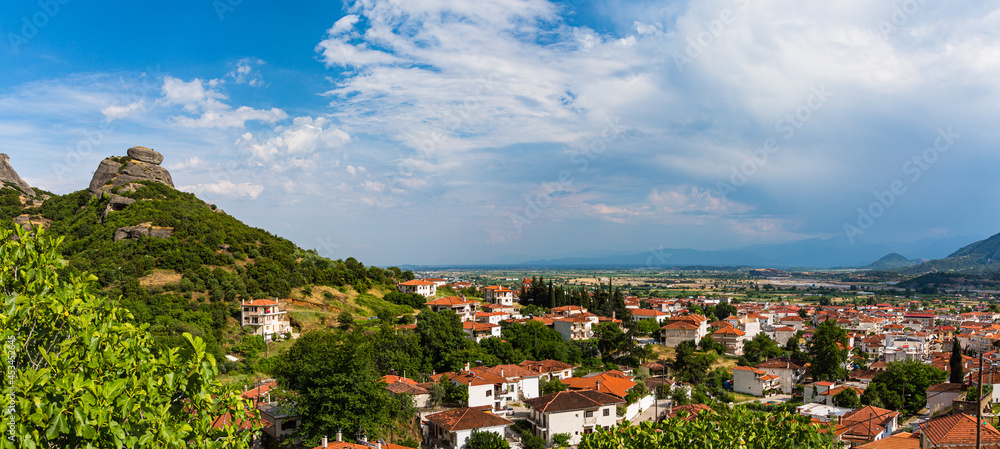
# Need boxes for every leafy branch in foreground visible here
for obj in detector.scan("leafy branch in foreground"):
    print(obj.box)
[0,226,258,449]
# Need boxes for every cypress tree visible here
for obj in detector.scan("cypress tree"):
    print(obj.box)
[950,338,965,384]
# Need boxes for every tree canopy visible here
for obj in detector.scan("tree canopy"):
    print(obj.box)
[860,360,947,414]
[808,319,848,381]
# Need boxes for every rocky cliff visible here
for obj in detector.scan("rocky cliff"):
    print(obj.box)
[88,146,174,194]
[0,153,35,197]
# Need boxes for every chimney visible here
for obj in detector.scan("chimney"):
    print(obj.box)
[501,368,505,378]
[377,442,382,449]
[337,429,342,442]
[464,362,470,372]
[323,436,328,448]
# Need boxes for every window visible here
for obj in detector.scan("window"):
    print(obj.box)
[585,410,594,418]
[486,390,492,397]
[603,409,610,416]
[280,420,297,431]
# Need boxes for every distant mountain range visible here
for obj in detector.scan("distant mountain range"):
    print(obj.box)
[509,235,977,270]
[897,231,1000,276]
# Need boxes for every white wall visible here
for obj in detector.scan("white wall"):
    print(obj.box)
[545,405,618,445]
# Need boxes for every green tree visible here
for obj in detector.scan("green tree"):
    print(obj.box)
[467,430,510,449]
[338,310,354,331]
[272,329,415,446]
[578,408,837,449]
[713,303,737,321]
[417,309,475,372]
[520,431,546,449]
[860,360,947,414]
[808,319,848,381]
[0,227,258,448]
[950,340,964,384]
[833,388,861,408]
[541,376,568,395]
[740,333,782,366]
[551,433,572,448]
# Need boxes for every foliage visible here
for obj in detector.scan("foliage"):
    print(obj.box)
[271,329,415,446]
[0,226,257,448]
[578,407,838,449]
[833,388,861,408]
[439,376,470,405]
[541,377,568,395]
[968,384,992,401]
[671,340,717,384]
[500,320,583,366]
[739,333,783,367]
[860,360,947,414]
[698,335,724,355]
[551,433,571,448]
[467,430,509,449]
[520,430,546,449]
[808,320,848,381]
[950,340,964,384]
[417,310,490,373]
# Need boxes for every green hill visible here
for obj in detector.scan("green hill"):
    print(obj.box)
[897,232,1000,275]
[863,252,918,270]
[3,180,416,372]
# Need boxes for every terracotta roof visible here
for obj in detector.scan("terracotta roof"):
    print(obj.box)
[425,296,477,306]
[917,413,1000,448]
[382,375,418,385]
[463,321,495,332]
[519,359,575,374]
[713,326,745,336]
[473,364,539,379]
[926,383,965,393]
[755,357,806,370]
[836,406,899,443]
[523,390,624,413]
[425,407,513,432]
[665,403,714,421]
[243,299,279,306]
[562,374,636,399]
[241,380,277,399]
[856,433,918,449]
[386,382,430,395]
[661,321,699,330]
[631,309,668,317]
[398,279,437,286]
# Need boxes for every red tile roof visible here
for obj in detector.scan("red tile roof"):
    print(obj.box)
[425,407,513,431]
[917,413,1000,448]
[523,390,624,413]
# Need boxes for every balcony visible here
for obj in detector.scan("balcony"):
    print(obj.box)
[584,416,597,425]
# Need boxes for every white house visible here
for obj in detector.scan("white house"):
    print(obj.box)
[425,407,513,449]
[553,315,598,341]
[463,321,502,342]
[753,357,807,394]
[425,296,479,322]
[732,366,781,397]
[630,309,670,324]
[659,315,708,347]
[241,299,291,341]
[483,285,516,306]
[523,390,623,445]
[520,359,576,380]
[396,279,438,297]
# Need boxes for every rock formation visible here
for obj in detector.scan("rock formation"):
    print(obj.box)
[113,222,174,242]
[0,153,36,197]
[89,146,174,194]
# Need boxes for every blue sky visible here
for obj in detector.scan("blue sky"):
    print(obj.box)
[2,0,999,266]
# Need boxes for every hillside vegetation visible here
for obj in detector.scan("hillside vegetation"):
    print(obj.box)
[3,182,416,369]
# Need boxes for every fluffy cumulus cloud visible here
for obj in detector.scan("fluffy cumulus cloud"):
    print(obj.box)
[159,76,286,129]
[236,116,351,163]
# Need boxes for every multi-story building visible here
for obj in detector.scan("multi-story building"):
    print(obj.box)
[523,390,623,445]
[396,279,438,297]
[483,285,516,306]
[241,299,291,341]
[425,296,479,321]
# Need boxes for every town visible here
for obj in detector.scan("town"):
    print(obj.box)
[229,272,1000,449]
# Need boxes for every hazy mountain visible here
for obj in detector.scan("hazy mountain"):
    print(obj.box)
[863,253,918,270]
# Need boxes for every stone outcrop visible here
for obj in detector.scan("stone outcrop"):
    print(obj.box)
[0,153,35,197]
[101,194,136,221]
[88,146,174,195]
[113,222,174,242]
[127,146,164,165]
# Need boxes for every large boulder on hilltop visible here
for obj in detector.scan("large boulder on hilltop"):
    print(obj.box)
[88,159,123,193]
[126,146,164,165]
[88,147,175,195]
[0,153,36,197]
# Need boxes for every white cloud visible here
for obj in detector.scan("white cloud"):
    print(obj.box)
[227,58,266,86]
[236,116,350,162]
[171,106,287,129]
[166,156,206,171]
[161,75,287,129]
[178,180,265,199]
[648,186,750,215]
[101,101,146,121]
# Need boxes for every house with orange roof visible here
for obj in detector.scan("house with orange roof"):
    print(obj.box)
[772,326,798,346]
[425,406,513,449]
[833,405,900,446]
[660,314,709,347]
[523,390,623,445]
[553,314,598,341]
[712,326,747,356]
[483,285,515,306]
[916,413,1000,448]
[856,432,918,449]
[463,321,501,342]
[551,305,588,317]
[241,299,292,341]
[519,359,575,380]
[425,296,479,321]
[397,279,438,297]
[754,357,807,394]
[630,308,670,324]
[732,366,781,397]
